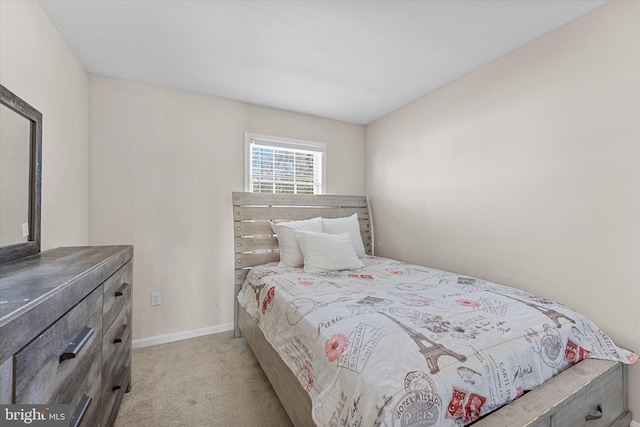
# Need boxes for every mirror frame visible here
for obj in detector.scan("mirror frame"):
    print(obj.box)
[0,84,42,264]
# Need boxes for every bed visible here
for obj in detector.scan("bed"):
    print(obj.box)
[232,192,635,427]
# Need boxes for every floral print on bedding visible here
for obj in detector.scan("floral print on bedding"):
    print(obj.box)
[237,256,636,427]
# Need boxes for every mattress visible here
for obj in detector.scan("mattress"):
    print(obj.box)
[237,256,636,427]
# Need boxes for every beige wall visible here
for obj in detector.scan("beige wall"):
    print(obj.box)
[366,0,640,419]
[0,0,89,250]
[88,75,365,341]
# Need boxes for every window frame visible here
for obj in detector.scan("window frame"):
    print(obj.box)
[244,132,327,194]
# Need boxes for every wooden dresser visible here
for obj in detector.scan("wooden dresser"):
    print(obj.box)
[0,246,133,427]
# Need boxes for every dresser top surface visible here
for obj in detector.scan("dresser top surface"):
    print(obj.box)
[0,246,133,328]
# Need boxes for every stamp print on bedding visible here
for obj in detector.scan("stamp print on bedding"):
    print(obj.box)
[336,323,385,373]
[392,371,442,427]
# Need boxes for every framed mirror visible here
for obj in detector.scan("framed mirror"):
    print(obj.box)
[0,85,42,264]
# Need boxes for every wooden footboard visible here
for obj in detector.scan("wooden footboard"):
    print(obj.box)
[238,304,631,427]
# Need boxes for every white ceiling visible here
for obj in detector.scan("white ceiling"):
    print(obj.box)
[39,0,606,125]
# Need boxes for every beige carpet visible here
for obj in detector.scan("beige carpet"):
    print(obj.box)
[114,332,294,427]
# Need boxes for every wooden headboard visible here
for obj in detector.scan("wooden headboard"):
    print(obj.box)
[232,192,373,336]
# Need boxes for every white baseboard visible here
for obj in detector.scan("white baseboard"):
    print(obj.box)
[631,421,640,427]
[132,322,234,349]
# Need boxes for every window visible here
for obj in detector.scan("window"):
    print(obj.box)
[244,133,326,194]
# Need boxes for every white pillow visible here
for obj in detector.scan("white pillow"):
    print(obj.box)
[294,230,365,273]
[322,214,366,258]
[270,217,322,267]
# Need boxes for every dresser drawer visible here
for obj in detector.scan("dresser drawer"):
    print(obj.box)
[103,261,132,332]
[101,363,129,427]
[551,362,624,427]
[101,297,131,427]
[14,287,103,413]
[68,390,101,427]
[102,300,131,385]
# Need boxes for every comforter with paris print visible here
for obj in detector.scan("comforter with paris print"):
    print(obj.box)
[237,256,636,427]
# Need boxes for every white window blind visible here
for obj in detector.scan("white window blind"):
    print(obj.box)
[244,133,326,194]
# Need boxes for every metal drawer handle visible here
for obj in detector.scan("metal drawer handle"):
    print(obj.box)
[113,324,128,344]
[585,403,603,421]
[115,282,130,297]
[112,365,128,392]
[60,326,94,363]
[69,394,92,427]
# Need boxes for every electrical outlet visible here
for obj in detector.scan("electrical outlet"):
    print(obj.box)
[151,292,161,306]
